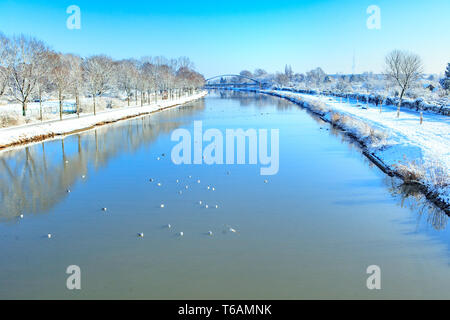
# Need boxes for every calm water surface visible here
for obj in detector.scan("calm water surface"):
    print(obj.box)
[0,91,449,299]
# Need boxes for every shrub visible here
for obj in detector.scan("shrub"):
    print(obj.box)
[393,159,426,183]
[0,114,22,127]
[393,157,449,188]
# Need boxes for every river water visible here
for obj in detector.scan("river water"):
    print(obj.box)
[0,91,449,299]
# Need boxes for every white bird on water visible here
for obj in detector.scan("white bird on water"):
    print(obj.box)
[185,185,189,189]
[197,180,201,184]
[157,182,162,187]
[205,204,209,209]
[102,207,107,211]
[199,200,202,205]
[138,233,144,237]
[167,224,171,229]
[19,214,24,218]
[179,231,184,236]
[229,228,237,233]
[47,233,52,238]
[215,205,219,209]
[207,231,213,236]
[160,204,165,208]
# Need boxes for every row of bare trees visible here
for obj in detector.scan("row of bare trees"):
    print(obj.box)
[243,50,425,117]
[0,33,205,119]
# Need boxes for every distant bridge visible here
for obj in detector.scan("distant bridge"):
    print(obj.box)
[204,74,270,89]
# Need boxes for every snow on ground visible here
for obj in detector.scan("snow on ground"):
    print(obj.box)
[293,92,450,170]
[262,89,450,205]
[0,91,207,149]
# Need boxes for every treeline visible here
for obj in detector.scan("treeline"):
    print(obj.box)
[0,33,205,118]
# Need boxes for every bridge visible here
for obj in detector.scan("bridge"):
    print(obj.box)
[204,74,270,89]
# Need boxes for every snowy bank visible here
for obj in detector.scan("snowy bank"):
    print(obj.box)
[273,87,450,116]
[242,88,449,212]
[0,91,207,150]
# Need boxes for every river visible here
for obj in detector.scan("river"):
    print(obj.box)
[0,91,449,299]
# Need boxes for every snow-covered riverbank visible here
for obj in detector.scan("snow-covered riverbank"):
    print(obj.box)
[0,91,207,150]
[254,89,449,211]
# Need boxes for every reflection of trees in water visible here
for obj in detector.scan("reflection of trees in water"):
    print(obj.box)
[214,89,450,231]
[307,106,449,231]
[1,94,446,231]
[0,101,205,221]
[385,177,448,231]
[211,89,294,110]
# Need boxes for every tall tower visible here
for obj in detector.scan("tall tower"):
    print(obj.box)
[352,50,356,75]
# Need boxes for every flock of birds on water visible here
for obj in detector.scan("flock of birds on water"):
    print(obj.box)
[17,153,269,240]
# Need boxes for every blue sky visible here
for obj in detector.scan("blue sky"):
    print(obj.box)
[0,0,448,77]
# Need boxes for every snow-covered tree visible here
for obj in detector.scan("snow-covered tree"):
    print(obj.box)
[293,73,305,83]
[0,33,204,121]
[140,58,158,103]
[6,35,49,116]
[439,63,450,94]
[254,68,268,78]
[306,67,327,89]
[115,59,137,106]
[49,53,76,120]
[82,55,114,115]
[35,50,54,120]
[385,50,423,117]
[65,54,83,116]
[0,33,10,97]
[284,65,293,81]
[239,70,253,84]
[275,72,289,86]
[335,78,350,93]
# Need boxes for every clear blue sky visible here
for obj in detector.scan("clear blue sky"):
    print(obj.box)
[0,0,448,77]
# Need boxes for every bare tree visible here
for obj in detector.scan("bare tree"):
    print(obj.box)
[115,59,137,106]
[137,67,147,106]
[0,33,10,97]
[254,68,268,78]
[6,35,49,116]
[140,59,157,104]
[335,78,350,93]
[176,66,204,94]
[275,72,289,86]
[239,70,253,84]
[49,53,73,120]
[385,50,423,117]
[82,55,114,115]
[35,50,53,120]
[284,65,293,81]
[130,59,142,106]
[306,67,327,89]
[177,56,194,70]
[66,54,83,116]
[439,63,450,95]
